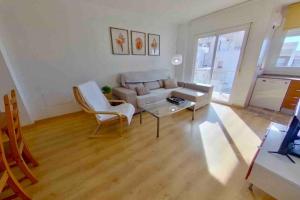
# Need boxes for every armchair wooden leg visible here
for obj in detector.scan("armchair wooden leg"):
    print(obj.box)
[88,124,102,138]
[6,174,32,200]
[119,117,123,136]
[15,157,38,184]
[22,144,39,167]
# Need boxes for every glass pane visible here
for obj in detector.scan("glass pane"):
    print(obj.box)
[141,100,195,118]
[193,36,216,84]
[276,35,300,67]
[211,30,246,102]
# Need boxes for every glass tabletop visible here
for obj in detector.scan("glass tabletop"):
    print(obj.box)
[141,100,195,118]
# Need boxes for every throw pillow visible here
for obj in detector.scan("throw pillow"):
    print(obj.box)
[144,81,161,90]
[127,83,144,91]
[136,86,150,96]
[164,79,178,89]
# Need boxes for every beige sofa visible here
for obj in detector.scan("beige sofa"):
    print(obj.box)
[112,69,213,113]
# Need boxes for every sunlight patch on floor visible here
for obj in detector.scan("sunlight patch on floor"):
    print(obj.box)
[199,121,239,185]
[212,103,261,164]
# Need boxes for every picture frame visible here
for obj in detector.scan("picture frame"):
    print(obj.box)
[131,31,146,55]
[110,27,130,55]
[148,33,160,56]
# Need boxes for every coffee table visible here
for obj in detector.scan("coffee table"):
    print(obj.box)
[140,100,196,138]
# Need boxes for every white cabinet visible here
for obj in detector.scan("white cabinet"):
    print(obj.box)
[247,123,300,200]
[250,78,290,111]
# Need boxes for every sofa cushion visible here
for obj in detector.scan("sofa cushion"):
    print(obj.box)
[150,88,172,98]
[152,88,180,96]
[172,88,206,102]
[164,79,178,89]
[136,86,150,96]
[137,93,162,108]
[184,82,212,93]
[127,83,144,90]
[144,81,161,90]
[136,88,182,108]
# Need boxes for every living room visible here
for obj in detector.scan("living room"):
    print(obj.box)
[0,0,299,199]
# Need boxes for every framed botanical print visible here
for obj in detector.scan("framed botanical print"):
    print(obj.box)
[110,27,130,55]
[131,31,146,55]
[148,33,160,56]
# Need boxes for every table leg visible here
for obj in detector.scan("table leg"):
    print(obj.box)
[156,117,160,138]
[192,105,195,121]
[140,111,142,124]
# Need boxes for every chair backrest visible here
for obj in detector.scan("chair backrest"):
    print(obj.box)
[4,91,23,148]
[73,87,92,113]
[4,90,39,184]
[76,81,111,112]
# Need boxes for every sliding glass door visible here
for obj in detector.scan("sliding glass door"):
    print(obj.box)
[193,26,249,103]
[194,36,217,84]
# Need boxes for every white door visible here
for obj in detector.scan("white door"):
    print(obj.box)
[193,25,249,104]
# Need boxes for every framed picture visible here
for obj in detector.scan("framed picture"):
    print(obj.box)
[131,31,146,55]
[148,33,160,56]
[110,27,130,55]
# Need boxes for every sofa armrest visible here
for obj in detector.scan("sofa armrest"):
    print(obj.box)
[112,87,138,108]
[184,82,213,94]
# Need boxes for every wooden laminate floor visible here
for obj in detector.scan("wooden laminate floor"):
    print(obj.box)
[2,103,291,200]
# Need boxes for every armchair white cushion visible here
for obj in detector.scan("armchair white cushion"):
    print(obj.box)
[78,81,135,124]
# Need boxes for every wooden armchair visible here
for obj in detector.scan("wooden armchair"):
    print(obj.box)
[73,81,135,138]
[0,130,31,200]
[4,90,38,184]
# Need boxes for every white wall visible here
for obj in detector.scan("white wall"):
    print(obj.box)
[174,24,189,81]
[176,0,281,107]
[0,0,177,120]
[0,49,32,124]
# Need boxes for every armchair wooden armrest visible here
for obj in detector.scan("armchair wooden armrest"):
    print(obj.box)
[85,110,124,118]
[109,99,126,106]
[109,99,126,103]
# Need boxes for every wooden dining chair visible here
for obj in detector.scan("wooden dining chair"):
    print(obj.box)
[3,90,38,184]
[73,81,135,138]
[0,129,31,200]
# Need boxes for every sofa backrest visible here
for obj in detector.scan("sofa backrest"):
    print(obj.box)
[119,69,171,88]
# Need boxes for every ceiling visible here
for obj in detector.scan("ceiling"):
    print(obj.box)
[280,0,300,4]
[95,0,250,23]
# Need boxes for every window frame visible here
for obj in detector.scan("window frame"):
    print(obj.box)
[275,28,300,68]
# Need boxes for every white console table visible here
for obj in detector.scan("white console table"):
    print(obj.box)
[246,122,300,200]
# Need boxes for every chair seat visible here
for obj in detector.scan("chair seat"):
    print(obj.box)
[96,103,135,124]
